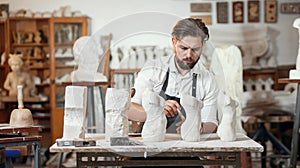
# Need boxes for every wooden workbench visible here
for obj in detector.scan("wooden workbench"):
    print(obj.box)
[0,125,42,168]
[50,133,263,167]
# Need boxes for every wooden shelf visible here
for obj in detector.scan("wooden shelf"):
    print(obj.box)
[9,17,49,21]
[0,96,46,103]
[35,83,50,87]
[29,66,49,70]
[55,43,75,47]
[11,43,49,47]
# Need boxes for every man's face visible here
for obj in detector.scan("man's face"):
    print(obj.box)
[172,36,204,70]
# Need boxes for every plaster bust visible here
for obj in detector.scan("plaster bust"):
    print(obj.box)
[70,36,107,82]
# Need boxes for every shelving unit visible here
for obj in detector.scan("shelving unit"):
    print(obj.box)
[5,17,51,146]
[0,19,8,123]
[0,17,90,146]
[0,20,8,90]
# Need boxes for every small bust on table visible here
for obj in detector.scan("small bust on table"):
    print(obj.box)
[3,54,34,97]
[289,18,300,79]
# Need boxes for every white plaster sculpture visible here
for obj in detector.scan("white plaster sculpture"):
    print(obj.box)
[66,25,73,42]
[9,85,34,127]
[289,18,300,79]
[217,92,238,142]
[70,36,107,82]
[263,78,274,91]
[62,86,87,140]
[254,78,264,91]
[114,47,129,89]
[128,48,137,69]
[72,25,79,40]
[24,9,33,17]
[145,46,155,61]
[110,49,121,69]
[164,47,174,57]
[154,47,164,59]
[105,88,130,141]
[180,94,203,142]
[63,5,72,17]
[141,89,166,142]
[273,83,297,112]
[72,11,82,17]
[136,47,146,68]
[42,11,52,18]
[210,26,274,69]
[210,45,245,134]
[62,48,73,58]
[34,12,42,18]
[244,79,254,91]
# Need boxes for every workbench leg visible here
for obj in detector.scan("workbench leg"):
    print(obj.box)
[235,152,242,168]
[33,143,40,168]
[291,83,300,168]
[241,152,252,168]
[59,153,64,168]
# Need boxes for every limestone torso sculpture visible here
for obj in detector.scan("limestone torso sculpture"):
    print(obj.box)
[105,88,130,141]
[180,94,203,142]
[141,89,166,142]
[62,86,87,140]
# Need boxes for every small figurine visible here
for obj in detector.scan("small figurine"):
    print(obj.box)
[4,54,34,97]
[217,92,238,142]
[288,18,300,79]
[34,31,42,43]
[24,32,34,43]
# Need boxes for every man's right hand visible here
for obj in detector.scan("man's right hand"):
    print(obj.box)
[164,100,181,117]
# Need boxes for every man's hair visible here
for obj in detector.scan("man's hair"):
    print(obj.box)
[171,18,209,42]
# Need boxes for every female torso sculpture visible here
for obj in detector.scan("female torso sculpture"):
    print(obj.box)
[4,54,34,97]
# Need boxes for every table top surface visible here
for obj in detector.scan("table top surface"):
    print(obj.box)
[278,78,300,83]
[62,81,109,86]
[0,125,42,134]
[0,125,42,147]
[0,96,45,103]
[50,133,263,154]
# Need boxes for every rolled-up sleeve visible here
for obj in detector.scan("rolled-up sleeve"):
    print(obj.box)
[200,73,219,125]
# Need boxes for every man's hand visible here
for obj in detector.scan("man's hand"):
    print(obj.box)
[175,121,184,133]
[164,100,181,117]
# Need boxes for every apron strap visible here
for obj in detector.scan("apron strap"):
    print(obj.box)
[161,68,169,93]
[192,73,197,97]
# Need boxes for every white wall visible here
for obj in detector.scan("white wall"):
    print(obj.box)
[2,0,299,66]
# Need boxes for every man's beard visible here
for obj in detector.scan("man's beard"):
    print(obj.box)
[175,55,199,70]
